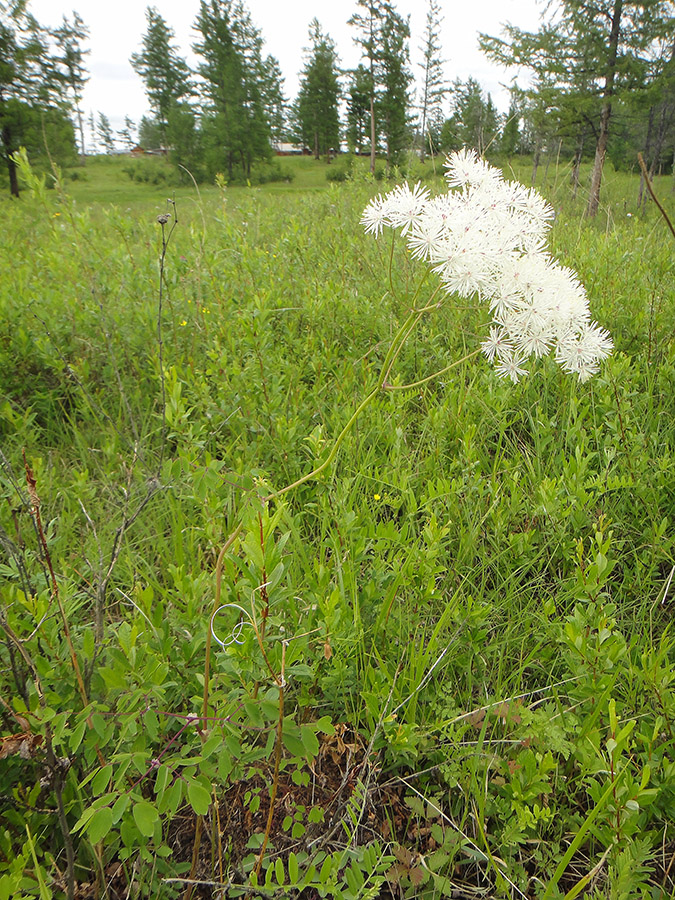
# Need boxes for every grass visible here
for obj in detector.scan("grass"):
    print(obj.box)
[55,153,341,206]
[0,150,674,900]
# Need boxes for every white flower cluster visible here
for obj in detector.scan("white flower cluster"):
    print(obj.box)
[360,149,613,382]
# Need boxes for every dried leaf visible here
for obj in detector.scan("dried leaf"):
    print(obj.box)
[393,844,414,867]
[468,708,486,728]
[493,702,522,724]
[0,731,43,760]
[409,866,426,886]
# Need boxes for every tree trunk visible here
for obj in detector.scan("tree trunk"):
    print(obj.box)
[2,124,20,198]
[638,105,655,210]
[76,105,86,164]
[542,139,560,186]
[419,102,427,162]
[369,93,376,175]
[648,104,674,178]
[586,0,623,218]
[586,103,612,217]
[531,136,542,185]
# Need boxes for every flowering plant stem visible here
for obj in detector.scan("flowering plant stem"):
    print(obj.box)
[202,303,423,716]
[194,277,483,888]
[191,292,457,882]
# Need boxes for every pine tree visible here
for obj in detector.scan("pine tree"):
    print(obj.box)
[194,0,272,179]
[296,20,341,160]
[131,6,192,149]
[348,0,380,173]
[379,3,412,165]
[259,55,286,146]
[52,12,89,162]
[481,0,675,216]
[442,78,499,154]
[500,93,522,157]
[117,115,137,150]
[0,0,77,195]
[96,112,114,153]
[349,0,411,171]
[346,64,371,155]
[417,0,447,160]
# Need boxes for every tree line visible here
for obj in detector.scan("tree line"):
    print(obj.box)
[1,0,674,214]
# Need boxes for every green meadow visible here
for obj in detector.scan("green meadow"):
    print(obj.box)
[1,153,674,899]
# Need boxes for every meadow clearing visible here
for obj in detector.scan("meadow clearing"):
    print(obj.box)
[1,152,674,899]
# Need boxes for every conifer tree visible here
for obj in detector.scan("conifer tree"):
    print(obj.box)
[349,0,380,173]
[296,20,341,160]
[194,0,273,179]
[417,0,447,160]
[0,0,79,195]
[259,54,286,146]
[442,78,499,155]
[349,0,411,170]
[500,95,522,157]
[379,3,411,165]
[481,0,675,216]
[130,7,192,149]
[96,111,114,153]
[346,64,371,154]
[53,12,89,161]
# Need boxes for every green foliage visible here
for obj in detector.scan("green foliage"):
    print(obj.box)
[441,77,500,155]
[0,2,81,196]
[194,0,277,181]
[349,0,413,166]
[0,152,674,899]
[296,20,341,160]
[130,7,192,149]
[122,157,178,186]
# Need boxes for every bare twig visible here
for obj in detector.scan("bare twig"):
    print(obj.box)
[22,451,88,711]
[638,152,675,240]
[156,200,178,477]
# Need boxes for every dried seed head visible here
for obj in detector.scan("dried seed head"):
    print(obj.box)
[156,213,171,225]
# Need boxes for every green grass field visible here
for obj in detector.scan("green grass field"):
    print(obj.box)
[1,151,674,899]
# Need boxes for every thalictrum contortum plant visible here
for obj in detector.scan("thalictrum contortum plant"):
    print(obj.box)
[360,149,613,383]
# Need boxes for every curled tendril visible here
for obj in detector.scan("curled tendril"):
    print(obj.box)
[210,602,255,649]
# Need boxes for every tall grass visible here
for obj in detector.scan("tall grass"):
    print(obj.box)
[0,153,674,899]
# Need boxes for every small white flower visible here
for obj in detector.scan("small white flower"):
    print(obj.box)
[445,148,501,190]
[407,217,445,261]
[360,194,391,237]
[481,326,511,363]
[386,182,430,235]
[494,349,529,383]
[556,322,614,379]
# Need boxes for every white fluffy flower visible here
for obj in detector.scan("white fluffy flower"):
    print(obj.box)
[360,193,391,237]
[384,181,430,235]
[361,148,612,383]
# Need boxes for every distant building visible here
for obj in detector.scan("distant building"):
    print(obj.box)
[273,142,310,156]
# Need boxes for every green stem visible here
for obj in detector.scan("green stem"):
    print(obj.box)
[384,348,482,391]
[266,307,421,502]
[253,680,284,882]
[203,523,244,724]
[387,228,401,300]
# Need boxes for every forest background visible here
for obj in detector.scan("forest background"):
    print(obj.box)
[1,0,674,213]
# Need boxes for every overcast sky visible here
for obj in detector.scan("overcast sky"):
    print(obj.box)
[30,0,543,138]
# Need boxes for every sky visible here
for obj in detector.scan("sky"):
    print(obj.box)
[30,0,543,140]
